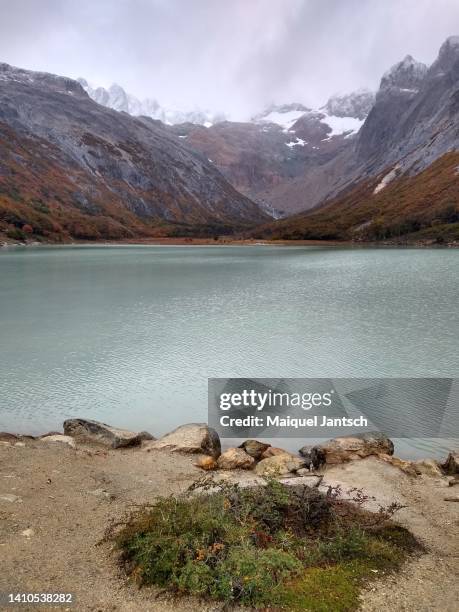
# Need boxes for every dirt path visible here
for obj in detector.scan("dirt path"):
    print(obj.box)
[0,441,458,611]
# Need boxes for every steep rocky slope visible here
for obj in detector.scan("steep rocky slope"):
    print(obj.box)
[0,63,266,242]
[253,37,459,241]
[253,151,459,243]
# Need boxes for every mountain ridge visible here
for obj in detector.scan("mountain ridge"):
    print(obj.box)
[0,63,267,242]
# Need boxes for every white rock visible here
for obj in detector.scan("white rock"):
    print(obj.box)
[41,435,76,448]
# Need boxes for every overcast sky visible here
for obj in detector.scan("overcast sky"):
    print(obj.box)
[1,0,458,118]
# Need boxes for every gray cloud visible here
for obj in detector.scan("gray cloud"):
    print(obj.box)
[1,0,458,118]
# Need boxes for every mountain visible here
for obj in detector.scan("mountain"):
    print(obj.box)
[77,77,376,215]
[168,92,375,216]
[252,37,459,243]
[0,63,266,242]
[78,79,226,126]
[322,89,375,120]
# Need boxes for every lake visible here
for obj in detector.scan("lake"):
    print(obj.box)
[0,245,457,459]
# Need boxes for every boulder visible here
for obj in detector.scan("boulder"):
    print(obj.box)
[238,439,271,460]
[63,418,145,449]
[217,448,255,470]
[195,456,218,471]
[41,434,76,448]
[260,446,291,459]
[311,432,394,465]
[255,454,306,477]
[143,423,221,458]
[441,452,459,475]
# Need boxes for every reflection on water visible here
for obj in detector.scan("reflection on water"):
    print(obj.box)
[0,245,457,459]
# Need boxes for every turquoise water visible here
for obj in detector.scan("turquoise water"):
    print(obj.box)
[0,245,457,458]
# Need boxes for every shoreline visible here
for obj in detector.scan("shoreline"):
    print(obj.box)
[1,236,458,249]
[1,422,458,611]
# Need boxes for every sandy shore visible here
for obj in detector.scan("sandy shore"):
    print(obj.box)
[0,437,458,611]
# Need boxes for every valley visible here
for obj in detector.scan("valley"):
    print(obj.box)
[0,37,458,245]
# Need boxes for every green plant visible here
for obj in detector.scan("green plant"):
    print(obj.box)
[114,479,421,609]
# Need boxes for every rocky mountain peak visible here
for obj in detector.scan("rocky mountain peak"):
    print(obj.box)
[429,35,459,75]
[379,55,428,95]
[1,63,87,98]
[322,89,375,120]
[78,78,225,126]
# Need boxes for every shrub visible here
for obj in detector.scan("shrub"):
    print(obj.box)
[114,479,420,609]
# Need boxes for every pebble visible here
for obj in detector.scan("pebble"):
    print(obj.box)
[21,528,35,537]
[0,494,23,503]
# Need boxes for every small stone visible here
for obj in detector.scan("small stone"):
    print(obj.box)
[255,454,306,477]
[296,467,312,476]
[298,445,326,469]
[137,431,155,442]
[217,448,255,470]
[14,442,26,447]
[0,494,22,503]
[238,440,271,460]
[260,447,291,459]
[41,435,76,448]
[195,456,218,471]
[21,528,35,537]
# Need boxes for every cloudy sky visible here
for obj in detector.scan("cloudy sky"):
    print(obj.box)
[1,0,458,118]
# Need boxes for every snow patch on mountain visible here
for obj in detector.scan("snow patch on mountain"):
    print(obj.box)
[256,109,309,130]
[253,91,373,140]
[321,114,364,137]
[285,137,306,147]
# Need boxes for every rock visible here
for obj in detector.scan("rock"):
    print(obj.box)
[441,452,459,475]
[137,431,155,442]
[0,432,20,442]
[0,432,35,442]
[39,431,63,438]
[379,454,419,477]
[280,475,323,488]
[21,528,35,537]
[443,496,459,502]
[414,459,443,477]
[41,435,76,448]
[311,432,394,465]
[217,448,255,470]
[195,456,218,471]
[14,442,26,447]
[260,447,291,459]
[296,467,312,476]
[63,418,144,449]
[299,445,326,469]
[143,423,221,458]
[0,494,22,503]
[88,488,113,500]
[255,454,306,477]
[238,440,271,460]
